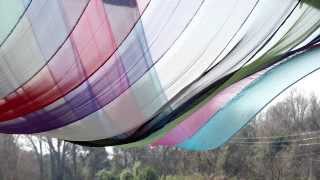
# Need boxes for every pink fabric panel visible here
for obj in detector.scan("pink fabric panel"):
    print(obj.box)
[72,0,116,75]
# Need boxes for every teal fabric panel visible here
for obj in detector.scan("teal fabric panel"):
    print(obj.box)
[0,0,25,44]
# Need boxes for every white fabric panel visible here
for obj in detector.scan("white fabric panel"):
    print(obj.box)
[145,0,202,63]
[207,0,297,71]
[167,3,320,127]
[185,0,297,98]
[0,18,44,97]
[27,0,68,59]
[171,1,320,111]
[245,3,320,67]
[158,0,257,100]
[154,0,239,99]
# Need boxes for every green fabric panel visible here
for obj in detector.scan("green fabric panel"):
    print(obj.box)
[303,0,320,9]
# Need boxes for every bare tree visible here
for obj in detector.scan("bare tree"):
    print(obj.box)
[26,135,45,180]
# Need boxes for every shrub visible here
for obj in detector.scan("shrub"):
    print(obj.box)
[96,169,118,180]
[120,169,134,180]
[137,167,159,180]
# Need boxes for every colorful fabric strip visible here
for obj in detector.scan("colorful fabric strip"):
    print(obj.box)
[152,70,267,146]
[178,46,320,150]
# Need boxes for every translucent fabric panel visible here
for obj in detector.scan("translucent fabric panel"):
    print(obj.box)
[84,14,320,148]
[1,0,318,150]
[103,0,141,45]
[0,0,29,45]
[59,0,319,145]
[60,0,89,28]
[116,44,320,148]
[149,36,319,148]
[27,0,66,59]
[178,47,320,150]
[136,0,149,12]
[99,0,258,138]
[163,0,304,112]
[0,16,159,135]
[31,0,260,140]
[153,0,257,100]
[123,2,320,147]
[0,0,89,98]
[242,4,320,69]
[101,46,320,148]
[0,18,45,95]
[0,0,202,136]
[200,0,296,84]
[152,70,267,146]
[40,69,166,140]
[111,0,259,139]
[0,0,149,121]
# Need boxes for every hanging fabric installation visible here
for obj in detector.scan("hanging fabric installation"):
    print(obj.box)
[0,0,320,151]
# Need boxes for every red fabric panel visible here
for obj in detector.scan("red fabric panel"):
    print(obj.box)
[0,0,147,121]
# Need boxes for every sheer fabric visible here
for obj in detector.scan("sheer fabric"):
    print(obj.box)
[0,0,148,121]
[0,0,320,151]
[0,0,89,98]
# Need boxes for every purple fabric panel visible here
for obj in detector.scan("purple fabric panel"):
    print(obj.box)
[121,21,153,84]
[0,21,153,133]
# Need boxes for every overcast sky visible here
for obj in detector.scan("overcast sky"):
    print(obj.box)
[268,69,320,106]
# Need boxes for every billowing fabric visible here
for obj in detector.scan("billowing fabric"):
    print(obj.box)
[85,2,320,148]
[178,45,320,150]
[37,0,260,139]
[67,34,320,148]
[0,0,149,121]
[62,0,316,144]
[0,0,200,134]
[0,0,320,151]
[1,0,258,136]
